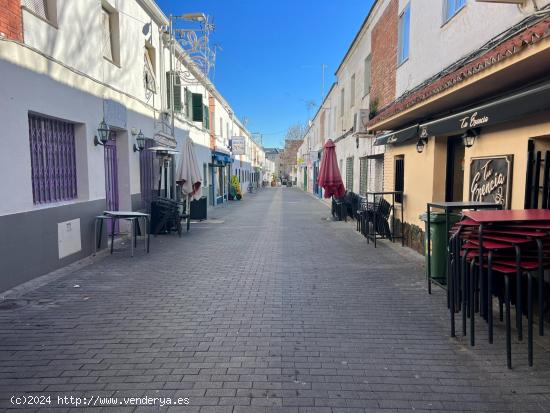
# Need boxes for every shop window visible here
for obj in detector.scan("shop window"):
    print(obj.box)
[394,155,404,203]
[101,4,120,66]
[28,114,77,204]
[359,156,368,195]
[444,0,465,23]
[398,3,410,65]
[203,163,208,186]
[346,157,354,191]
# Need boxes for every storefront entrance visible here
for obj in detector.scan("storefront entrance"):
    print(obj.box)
[445,136,465,202]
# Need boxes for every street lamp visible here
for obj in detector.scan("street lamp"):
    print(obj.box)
[133,130,147,152]
[94,119,110,146]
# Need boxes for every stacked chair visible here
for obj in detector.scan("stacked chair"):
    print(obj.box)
[356,195,393,242]
[448,210,550,368]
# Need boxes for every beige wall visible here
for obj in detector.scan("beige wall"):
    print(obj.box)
[384,136,446,227]
[384,111,550,230]
[463,112,550,210]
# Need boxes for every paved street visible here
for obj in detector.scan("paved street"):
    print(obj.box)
[1,187,550,412]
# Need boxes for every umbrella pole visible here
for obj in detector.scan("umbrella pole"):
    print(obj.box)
[187,194,191,231]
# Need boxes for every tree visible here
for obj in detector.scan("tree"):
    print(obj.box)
[284,123,307,141]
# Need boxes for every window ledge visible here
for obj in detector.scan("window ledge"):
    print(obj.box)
[103,56,121,68]
[441,4,467,28]
[397,57,409,69]
[21,6,58,29]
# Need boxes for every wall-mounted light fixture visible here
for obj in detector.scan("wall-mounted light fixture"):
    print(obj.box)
[94,119,110,146]
[133,130,147,152]
[416,137,428,153]
[462,128,479,148]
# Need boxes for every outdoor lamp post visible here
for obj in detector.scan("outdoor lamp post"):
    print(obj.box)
[94,119,110,146]
[133,130,146,152]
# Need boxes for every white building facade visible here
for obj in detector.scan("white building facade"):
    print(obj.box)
[0,0,264,292]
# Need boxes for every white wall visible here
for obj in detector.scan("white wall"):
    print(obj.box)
[396,0,549,97]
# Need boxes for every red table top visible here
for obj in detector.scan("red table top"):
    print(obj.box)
[463,209,550,223]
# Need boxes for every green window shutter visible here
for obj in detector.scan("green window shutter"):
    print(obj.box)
[184,88,190,118]
[166,71,182,111]
[192,93,203,122]
[174,77,182,112]
[166,72,171,109]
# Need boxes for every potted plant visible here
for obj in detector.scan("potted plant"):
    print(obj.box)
[369,97,379,120]
[230,175,242,200]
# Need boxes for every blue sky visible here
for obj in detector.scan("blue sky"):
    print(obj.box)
[156,0,375,148]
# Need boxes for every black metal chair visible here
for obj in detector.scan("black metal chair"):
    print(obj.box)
[331,197,346,221]
[366,197,393,242]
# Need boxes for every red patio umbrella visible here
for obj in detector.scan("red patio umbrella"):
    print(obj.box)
[317,139,345,199]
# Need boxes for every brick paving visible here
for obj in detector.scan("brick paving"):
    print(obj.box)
[1,187,550,412]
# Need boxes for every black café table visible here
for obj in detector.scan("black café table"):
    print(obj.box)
[102,211,150,255]
[426,201,501,294]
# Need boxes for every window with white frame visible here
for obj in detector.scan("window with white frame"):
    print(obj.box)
[340,88,345,117]
[364,55,372,95]
[144,43,156,93]
[102,5,120,65]
[22,0,57,25]
[444,0,466,22]
[398,3,410,65]
[350,74,356,108]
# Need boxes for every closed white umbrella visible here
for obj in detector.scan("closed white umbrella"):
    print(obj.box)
[176,138,202,201]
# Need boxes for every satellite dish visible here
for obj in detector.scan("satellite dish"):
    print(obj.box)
[142,23,151,36]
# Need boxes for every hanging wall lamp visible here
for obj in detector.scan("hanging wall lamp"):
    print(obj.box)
[94,119,110,146]
[462,128,479,148]
[416,137,428,153]
[133,130,147,152]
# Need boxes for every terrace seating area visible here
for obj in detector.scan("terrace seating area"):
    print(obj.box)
[448,209,550,369]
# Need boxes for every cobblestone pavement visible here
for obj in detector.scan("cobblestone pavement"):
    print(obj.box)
[1,187,550,412]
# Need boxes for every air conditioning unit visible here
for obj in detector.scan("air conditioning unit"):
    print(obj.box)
[475,0,525,4]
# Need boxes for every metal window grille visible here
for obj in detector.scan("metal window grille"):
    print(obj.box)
[359,157,368,195]
[22,0,48,20]
[102,8,113,61]
[346,157,354,191]
[394,156,404,203]
[28,114,77,204]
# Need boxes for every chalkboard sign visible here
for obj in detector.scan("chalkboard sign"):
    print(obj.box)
[469,155,513,209]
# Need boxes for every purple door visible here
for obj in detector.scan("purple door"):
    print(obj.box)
[104,133,119,234]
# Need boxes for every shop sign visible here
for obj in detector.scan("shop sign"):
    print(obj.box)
[469,155,513,208]
[103,99,127,129]
[231,136,246,155]
[459,111,489,129]
[309,151,318,163]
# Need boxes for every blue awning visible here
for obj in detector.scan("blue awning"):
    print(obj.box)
[212,151,232,164]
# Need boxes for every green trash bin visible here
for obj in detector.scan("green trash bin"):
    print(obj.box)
[419,212,461,285]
